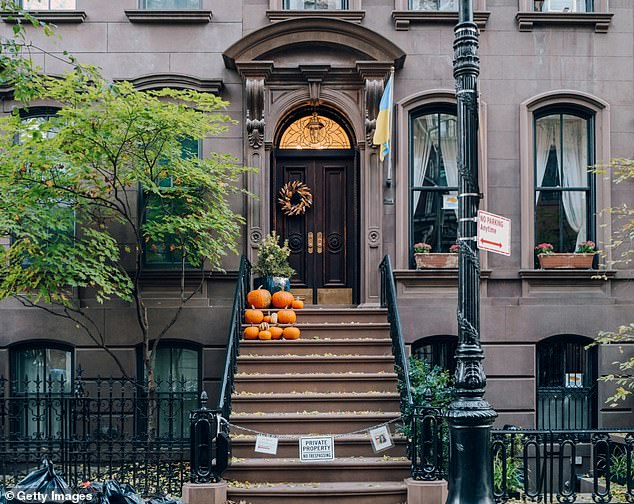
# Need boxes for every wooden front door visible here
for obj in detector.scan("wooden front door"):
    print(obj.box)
[273,151,357,304]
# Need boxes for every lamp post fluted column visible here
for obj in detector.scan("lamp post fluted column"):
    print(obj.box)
[445,2,497,504]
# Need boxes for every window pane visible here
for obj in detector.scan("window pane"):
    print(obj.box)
[23,0,76,9]
[535,112,591,253]
[411,111,458,253]
[410,0,457,10]
[284,0,346,9]
[536,0,591,12]
[141,0,201,9]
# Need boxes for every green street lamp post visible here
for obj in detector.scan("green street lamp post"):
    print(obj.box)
[446,1,497,504]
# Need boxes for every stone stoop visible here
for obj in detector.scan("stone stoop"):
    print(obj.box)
[224,307,409,504]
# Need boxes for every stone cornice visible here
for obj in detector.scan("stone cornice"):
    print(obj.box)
[124,9,212,23]
[515,11,613,33]
[392,10,490,31]
[266,9,365,23]
[1,10,86,23]
[123,74,223,94]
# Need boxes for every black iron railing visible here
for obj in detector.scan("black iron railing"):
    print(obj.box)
[217,255,251,420]
[0,373,190,496]
[381,255,446,479]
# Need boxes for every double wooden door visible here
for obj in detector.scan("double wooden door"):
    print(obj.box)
[273,151,357,304]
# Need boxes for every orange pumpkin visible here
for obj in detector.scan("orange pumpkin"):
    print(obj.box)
[269,326,283,340]
[245,309,264,324]
[291,298,304,309]
[243,326,259,340]
[263,315,271,323]
[258,330,272,340]
[247,286,271,309]
[277,309,297,325]
[271,291,294,309]
[283,326,300,340]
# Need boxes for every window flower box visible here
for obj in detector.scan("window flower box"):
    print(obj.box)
[415,252,458,269]
[537,252,595,269]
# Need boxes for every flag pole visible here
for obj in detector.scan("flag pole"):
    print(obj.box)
[386,66,395,187]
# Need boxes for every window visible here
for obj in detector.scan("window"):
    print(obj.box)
[410,0,456,10]
[22,0,76,9]
[283,0,348,8]
[412,336,457,373]
[534,109,595,258]
[536,335,597,430]
[11,344,73,437]
[279,113,351,150]
[139,0,202,8]
[534,0,593,12]
[142,137,199,268]
[409,106,458,264]
[140,344,200,438]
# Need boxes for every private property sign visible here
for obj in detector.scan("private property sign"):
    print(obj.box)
[299,436,335,462]
[477,210,511,256]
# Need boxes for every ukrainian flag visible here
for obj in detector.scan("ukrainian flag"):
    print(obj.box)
[372,72,394,162]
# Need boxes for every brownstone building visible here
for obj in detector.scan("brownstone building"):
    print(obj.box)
[0,0,633,448]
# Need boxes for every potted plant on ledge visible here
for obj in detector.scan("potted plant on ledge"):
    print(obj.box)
[414,242,459,269]
[535,241,597,269]
[253,231,295,293]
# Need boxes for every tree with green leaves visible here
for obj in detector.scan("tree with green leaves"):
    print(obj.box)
[594,159,634,407]
[0,69,247,438]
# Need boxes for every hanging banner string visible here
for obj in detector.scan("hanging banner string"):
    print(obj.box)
[220,416,403,441]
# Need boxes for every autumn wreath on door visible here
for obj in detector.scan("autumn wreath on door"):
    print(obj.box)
[278,180,313,216]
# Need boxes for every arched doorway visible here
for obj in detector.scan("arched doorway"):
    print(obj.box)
[273,107,358,304]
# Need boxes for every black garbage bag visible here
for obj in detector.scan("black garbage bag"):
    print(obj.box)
[146,497,183,504]
[76,481,103,504]
[102,481,144,504]
[1,486,7,504]
[13,460,71,503]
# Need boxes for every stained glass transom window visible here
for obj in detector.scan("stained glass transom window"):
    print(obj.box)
[279,114,351,150]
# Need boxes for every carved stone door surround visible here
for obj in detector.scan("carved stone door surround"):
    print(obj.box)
[223,18,405,304]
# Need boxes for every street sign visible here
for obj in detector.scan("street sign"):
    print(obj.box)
[477,210,511,256]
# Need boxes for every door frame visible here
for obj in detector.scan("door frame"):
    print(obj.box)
[272,148,360,304]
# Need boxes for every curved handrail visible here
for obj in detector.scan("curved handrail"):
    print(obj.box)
[217,255,251,419]
[379,255,413,413]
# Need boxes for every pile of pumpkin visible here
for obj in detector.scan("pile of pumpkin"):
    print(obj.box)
[243,287,304,341]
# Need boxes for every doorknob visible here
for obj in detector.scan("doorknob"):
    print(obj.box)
[317,232,323,254]
[307,232,314,254]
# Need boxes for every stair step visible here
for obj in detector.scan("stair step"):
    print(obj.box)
[225,457,410,483]
[226,481,407,504]
[234,372,398,393]
[230,412,401,434]
[232,392,401,413]
[293,308,388,324]
[231,433,407,458]
[236,355,395,374]
[240,338,393,356]
[242,322,389,339]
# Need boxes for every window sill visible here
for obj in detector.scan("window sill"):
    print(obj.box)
[392,10,490,31]
[395,269,492,280]
[124,9,212,23]
[266,10,365,23]
[515,11,613,33]
[1,10,86,23]
[519,269,615,280]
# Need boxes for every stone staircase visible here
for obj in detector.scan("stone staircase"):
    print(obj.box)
[225,307,409,504]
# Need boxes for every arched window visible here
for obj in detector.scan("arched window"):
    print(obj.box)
[412,335,457,373]
[409,105,458,265]
[534,107,595,257]
[279,113,351,150]
[11,342,73,437]
[536,335,597,430]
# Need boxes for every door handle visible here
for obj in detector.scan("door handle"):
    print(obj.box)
[307,232,314,254]
[317,232,323,254]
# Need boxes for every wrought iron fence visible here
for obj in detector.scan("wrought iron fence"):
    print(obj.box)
[0,373,190,496]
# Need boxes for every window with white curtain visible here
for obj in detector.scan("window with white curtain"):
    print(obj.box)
[534,109,595,257]
[409,0,457,10]
[22,0,76,9]
[534,0,593,12]
[409,106,458,265]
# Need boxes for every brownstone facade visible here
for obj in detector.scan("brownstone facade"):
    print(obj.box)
[0,0,633,428]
